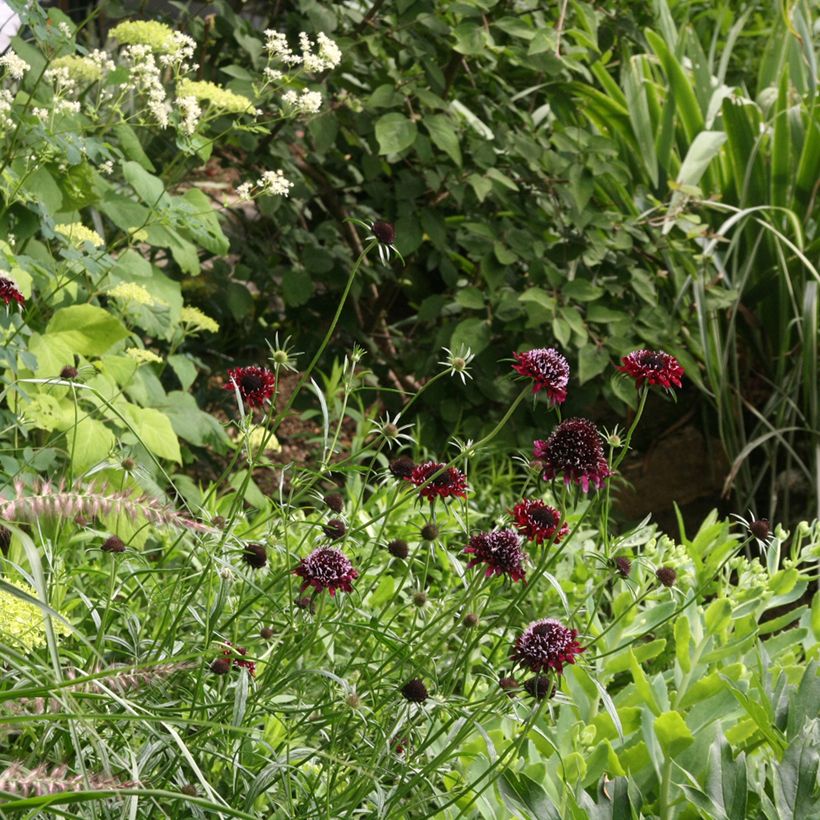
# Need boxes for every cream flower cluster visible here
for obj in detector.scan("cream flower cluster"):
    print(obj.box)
[235,169,293,201]
[0,50,29,80]
[122,44,170,127]
[180,305,219,334]
[176,95,201,135]
[126,348,163,365]
[108,282,162,306]
[282,88,322,114]
[55,223,104,248]
[177,79,257,115]
[264,29,341,72]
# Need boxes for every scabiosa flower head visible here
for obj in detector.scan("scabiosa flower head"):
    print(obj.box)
[420,523,439,541]
[260,626,274,639]
[463,613,479,628]
[655,566,677,587]
[412,590,428,607]
[410,461,468,501]
[511,348,570,404]
[294,595,315,612]
[0,277,25,307]
[511,500,569,545]
[101,535,125,553]
[613,556,632,577]
[372,220,395,245]
[499,675,519,697]
[533,418,611,492]
[294,547,358,597]
[324,492,344,513]
[401,677,428,703]
[225,366,276,408]
[387,539,409,559]
[389,456,416,481]
[0,526,10,557]
[322,518,346,540]
[524,675,555,700]
[617,350,684,390]
[223,642,255,676]
[210,657,231,675]
[512,618,584,675]
[60,365,78,380]
[242,543,267,569]
[464,529,527,583]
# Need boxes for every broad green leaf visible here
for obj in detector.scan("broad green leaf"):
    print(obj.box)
[674,615,691,672]
[121,405,182,463]
[450,318,490,356]
[375,113,418,155]
[654,710,694,758]
[66,417,115,471]
[425,114,462,166]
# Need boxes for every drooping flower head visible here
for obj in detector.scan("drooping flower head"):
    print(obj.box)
[242,543,267,569]
[511,618,584,675]
[655,566,677,588]
[294,547,358,597]
[401,677,428,703]
[511,348,570,404]
[524,675,555,700]
[389,456,415,481]
[533,418,611,492]
[322,518,347,541]
[0,277,25,307]
[225,366,276,408]
[410,461,468,501]
[617,350,684,390]
[372,221,395,245]
[511,500,569,545]
[464,529,527,583]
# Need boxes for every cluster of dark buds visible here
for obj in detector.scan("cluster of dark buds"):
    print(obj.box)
[294,547,358,597]
[101,535,126,553]
[511,499,569,545]
[464,529,527,583]
[225,365,276,407]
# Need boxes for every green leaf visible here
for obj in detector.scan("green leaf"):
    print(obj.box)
[123,161,169,207]
[578,344,609,384]
[676,131,728,188]
[425,114,462,166]
[774,725,820,819]
[114,123,155,171]
[282,268,313,307]
[66,417,115,472]
[654,710,695,758]
[122,405,182,463]
[674,615,691,673]
[375,113,418,155]
[706,732,748,820]
[705,598,732,635]
[450,318,490,356]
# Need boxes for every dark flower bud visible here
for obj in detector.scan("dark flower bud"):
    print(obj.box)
[60,365,78,380]
[260,626,274,640]
[372,220,395,245]
[345,692,362,709]
[389,456,415,481]
[499,675,519,697]
[242,543,267,569]
[463,613,479,628]
[102,535,125,553]
[0,526,11,557]
[387,539,409,559]
[324,493,344,513]
[750,518,770,541]
[294,596,315,613]
[322,518,347,541]
[121,457,136,472]
[210,657,231,675]
[524,675,555,700]
[421,523,438,541]
[613,556,632,577]
[212,516,226,530]
[180,784,197,796]
[412,590,428,607]
[401,677,428,703]
[655,566,677,587]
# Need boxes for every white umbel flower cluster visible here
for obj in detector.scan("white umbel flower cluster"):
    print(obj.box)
[0,50,29,79]
[122,44,170,127]
[234,170,293,201]
[282,88,322,114]
[264,29,341,73]
[176,95,201,135]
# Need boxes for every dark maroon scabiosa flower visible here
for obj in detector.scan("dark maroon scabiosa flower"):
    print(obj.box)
[387,539,409,559]
[389,456,416,481]
[533,417,611,492]
[511,348,570,404]
[401,678,429,703]
[60,365,78,380]
[0,526,10,557]
[101,535,125,553]
[372,220,395,245]
[0,277,25,307]
[210,657,231,675]
[180,784,198,797]
[294,547,358,597]
[617,350,684,390]
[224,365,276,407]
[420,522,439,541]
[294,595,315,612]
[223,642,255,677]
[613,556,632,577]
[463,613,479,628]
[322,518,347,541]
[498,675,519,697]
[410,461,468,501]
[412,590,428,608]
[260,626,274,639]
[324,492,344,513]
[524,675,555,700]
[464,529,527,583]
[511,500,569,545]
[242,543,267,569]
[655,566,677,587]
[512,618,584,675]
